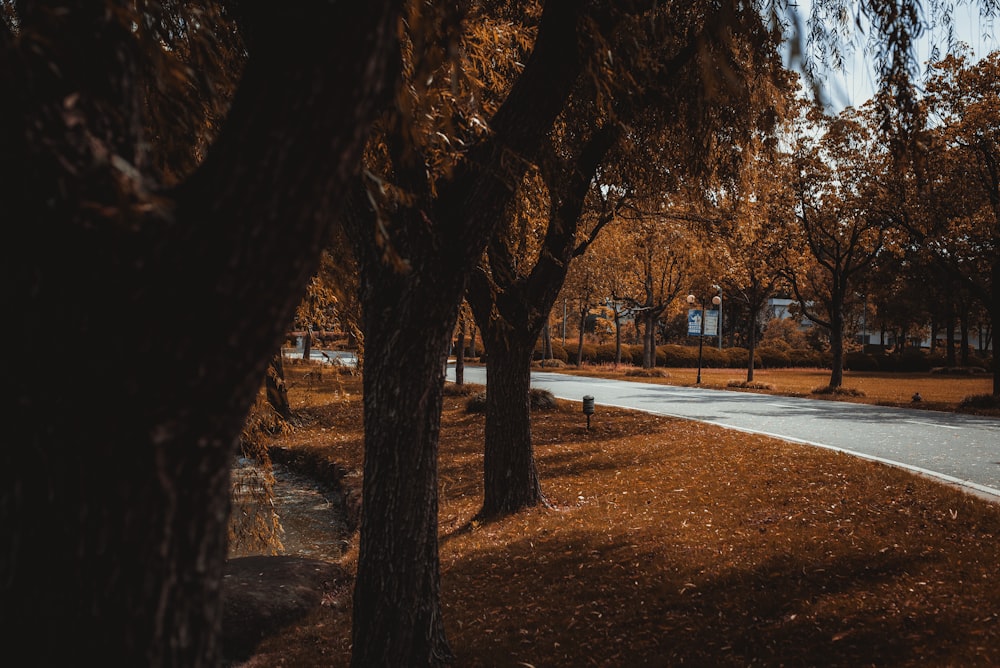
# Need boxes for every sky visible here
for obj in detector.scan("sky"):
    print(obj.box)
[789,1,999,112]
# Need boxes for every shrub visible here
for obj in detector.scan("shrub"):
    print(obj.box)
[727,379,774,390]
[571,343,597,364]
[625,368,670,378]
[625,344,645,367]
[533,341,569,363]
[959,393,1000,410]
[843,351,868,371]
[788,349,827,368]
[757,347,791,368]
[659,344,698,367]
[699,346,727,368]
[594,343,619,364]
[925,352,949,368]
[443,382,482,397]
[897,350,932,372]
[465,391,487,413]
[539,358,566,369]
[967,353,990,369]
[811,385,865,397]
[465,388,559,412]
[931,366,986,375]
[724,347,750,369]
[530,388,558,410]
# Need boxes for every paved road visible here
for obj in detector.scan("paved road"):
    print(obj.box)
[448,366,1000,502]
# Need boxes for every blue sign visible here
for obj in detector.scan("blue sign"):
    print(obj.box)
[687,309,703,335]
[688,309,718,336]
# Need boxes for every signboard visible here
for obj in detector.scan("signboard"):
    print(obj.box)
[687,308,719,336]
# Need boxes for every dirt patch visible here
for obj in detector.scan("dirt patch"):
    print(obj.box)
[221,555,349,666]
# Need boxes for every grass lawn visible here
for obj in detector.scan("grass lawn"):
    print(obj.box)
[243,362,1000,667]
[538,363,997,415]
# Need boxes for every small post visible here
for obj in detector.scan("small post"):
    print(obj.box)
[582,395,595,430]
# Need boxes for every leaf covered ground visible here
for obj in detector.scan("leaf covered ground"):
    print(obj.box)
[242,362,1000,667]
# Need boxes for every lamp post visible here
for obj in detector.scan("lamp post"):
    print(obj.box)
[712,284,723,350]
[687,293,721,384]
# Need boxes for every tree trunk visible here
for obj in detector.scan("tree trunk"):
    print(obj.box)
[542,322,553,360]
[351,276,458,667]
[946,311,957,366]
[747,314,758,383]
[960,310,970,366]
[303,326,313,361]
[266,352,293,421]
[576,303,587,365]
[642,311,656,368]
[477,335,545,519]
[455,316,466,386]
[613,309,622,367]
[991,259,1000,394]
[828,310,845,388]
[3,3,400,666]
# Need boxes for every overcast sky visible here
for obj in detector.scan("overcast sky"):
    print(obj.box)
[790,1,998,112]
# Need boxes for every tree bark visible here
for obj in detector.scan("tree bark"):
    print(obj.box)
[477,334,545,518]
[946,310,957,366]
[992,258,1000,394]
[828,309,845,388]
[642,311,657,368]
[960,307,970,366]
[345,0,594,658]
[350,273,458,666]
[302,325,313,361]
[455,315,466,386]
[613,309,623,367]
[266,352,293,421]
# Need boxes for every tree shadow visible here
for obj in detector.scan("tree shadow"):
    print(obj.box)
[442,526,980,667]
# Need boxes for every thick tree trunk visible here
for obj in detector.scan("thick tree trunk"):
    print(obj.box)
[351,281,456,666]
[828,310,845,388]
[478,335,545,519]
[3,3,400,666]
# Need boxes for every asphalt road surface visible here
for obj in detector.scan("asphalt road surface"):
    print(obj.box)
[448,365,1000,502]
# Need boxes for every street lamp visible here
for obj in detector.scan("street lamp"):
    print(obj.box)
[712,284,723,350]
[687,293,721,384]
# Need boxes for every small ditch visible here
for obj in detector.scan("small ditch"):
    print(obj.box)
[231,461,350,561]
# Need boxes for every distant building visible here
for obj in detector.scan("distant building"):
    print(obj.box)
[766,298,812,330]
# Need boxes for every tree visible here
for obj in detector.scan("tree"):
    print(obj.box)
[787,105,891,388]
[3,2,401,665]
[465,129,622,517]
[5,1,992,666]
[340,2,629,662]
[622,208,706,367]
[905,51,1000,392]
[717,140,799,381]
